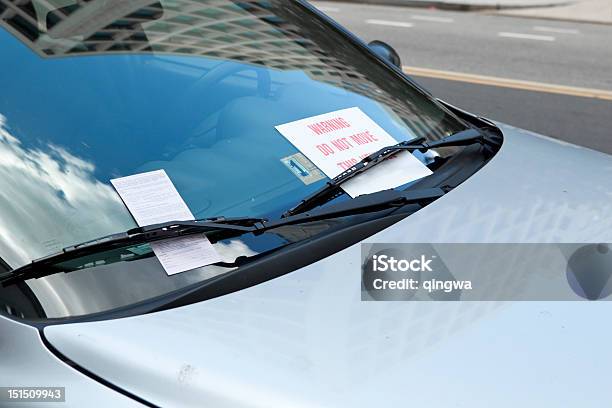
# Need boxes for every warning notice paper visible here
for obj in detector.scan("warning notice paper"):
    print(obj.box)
[111,170,221,275]
[275,107,432,197]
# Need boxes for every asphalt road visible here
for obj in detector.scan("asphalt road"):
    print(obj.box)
[312,1,612,154]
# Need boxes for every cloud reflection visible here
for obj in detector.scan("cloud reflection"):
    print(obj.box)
[0,114,135,267]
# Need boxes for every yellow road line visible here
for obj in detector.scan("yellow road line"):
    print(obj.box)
[403,66,612,101]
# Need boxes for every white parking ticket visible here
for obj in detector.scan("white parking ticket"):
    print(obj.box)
[111,170,221,275]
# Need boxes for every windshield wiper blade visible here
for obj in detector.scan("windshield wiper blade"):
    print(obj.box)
[282,128,490,217]
[0,217,267,287]
[0,186,446,287]
[68,216,269,252]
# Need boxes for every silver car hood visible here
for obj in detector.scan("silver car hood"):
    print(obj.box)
[45,124,612,408]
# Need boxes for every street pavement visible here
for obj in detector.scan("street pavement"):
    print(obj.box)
[498,0,612,25]
[313,1,612,154]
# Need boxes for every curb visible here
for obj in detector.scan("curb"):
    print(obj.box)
[322,0,573,11]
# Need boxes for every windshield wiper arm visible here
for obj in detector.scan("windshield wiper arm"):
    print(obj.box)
[267,187,444,228]
[0,186,446,287]
[282,128,492,218]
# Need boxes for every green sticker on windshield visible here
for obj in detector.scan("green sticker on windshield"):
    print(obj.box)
[127,243,152,256]
[281,153,325,185]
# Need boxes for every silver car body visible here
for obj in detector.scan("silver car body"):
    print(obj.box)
[3,122,612,407]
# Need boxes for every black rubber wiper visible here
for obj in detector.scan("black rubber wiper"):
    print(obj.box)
[0,187,445,286]
[0,216,267,287]
[282,128,493,217]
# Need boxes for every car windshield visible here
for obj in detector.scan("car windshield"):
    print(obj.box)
[0,0,469,319]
